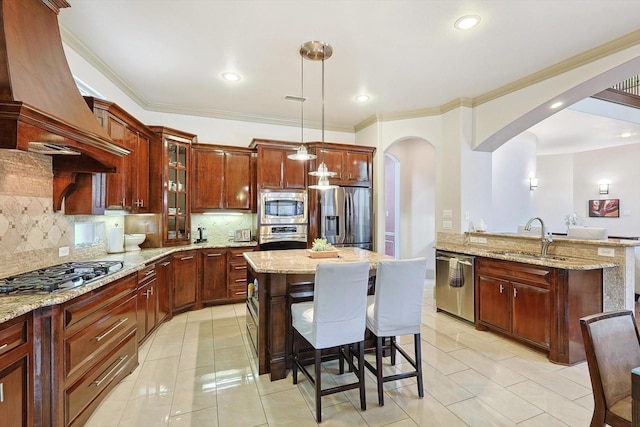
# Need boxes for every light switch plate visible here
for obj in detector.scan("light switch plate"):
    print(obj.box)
[58,246,69,257]
[597,247,615,257]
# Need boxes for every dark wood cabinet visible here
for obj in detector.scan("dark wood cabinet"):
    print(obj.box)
[191,144,254,212]
[172,250,198,312]
[66,98,154,213]
[475,257,602,364]
[307,142,375,187]
[42,273,139,427]
[228,247,253,301]
[136,264,158,343]
[155,256,173,325]
[200,248,228,304]
[149,126,197,246]
[250,139,307,191]
[0,314,32,427]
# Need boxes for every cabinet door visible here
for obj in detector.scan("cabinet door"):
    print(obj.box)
[172,252,198,310]
[105,117,126,208]
[511,282,551,348]
[192,148,224,211]
[478,276,510,332]
[282,155,306,189]
[257,148,284,189]
[201,249,227,303]
[345,151,372,183]
[123,126,138,210]
[0,356,28,427]
[136,282,149,343]
[317,148,344,181]
[156,258,172,324]
[225,152,251,209]
[136,133,150,209]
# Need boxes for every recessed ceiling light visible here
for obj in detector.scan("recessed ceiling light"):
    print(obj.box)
[620,131,633,138]
[550,101,563,109]
[454,15,480,30]
[355,95,369,102]
[222,72,241,82]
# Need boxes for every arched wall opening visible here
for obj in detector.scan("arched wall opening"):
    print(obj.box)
[385,137,436,277]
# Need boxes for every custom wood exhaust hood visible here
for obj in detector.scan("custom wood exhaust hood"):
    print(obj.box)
[0,0,130,209]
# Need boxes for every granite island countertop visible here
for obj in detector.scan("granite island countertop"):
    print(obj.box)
[244,247,393,274]
[0,238,257,323]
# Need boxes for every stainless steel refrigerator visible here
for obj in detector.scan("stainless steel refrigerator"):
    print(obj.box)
[319,186,372,249]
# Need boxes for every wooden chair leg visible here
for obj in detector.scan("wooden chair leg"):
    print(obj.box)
[414,333,424,398]
[315,348,322,423]
[376,335,384,406]
[390,336,397,365]
[339,345,345,374]
[358,340,366,411]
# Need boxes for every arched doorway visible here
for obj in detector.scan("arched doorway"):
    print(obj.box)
[385,137,436,277]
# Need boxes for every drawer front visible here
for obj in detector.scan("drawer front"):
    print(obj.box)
[228,248,253,265]
[65,294,137,381]
[64,274,137,332]
[0,316,28,357]
[65,331,137,427]
[229,284,248,300]
[137,264,156,286]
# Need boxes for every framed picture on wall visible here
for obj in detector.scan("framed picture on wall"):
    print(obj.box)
[588,199,619,217]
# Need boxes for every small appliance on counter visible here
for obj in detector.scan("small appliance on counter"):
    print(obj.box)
[124,234,146,251]
[195,226,208,243]
[234,229,251,242]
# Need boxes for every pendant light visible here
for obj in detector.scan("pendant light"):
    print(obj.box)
[303,41,337,190]
[287,52,316,161]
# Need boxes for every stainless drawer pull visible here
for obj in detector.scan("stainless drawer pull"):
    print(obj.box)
[207,253,222,257]
[93,355,128,387]
[180,256,194,261]
[514,288,518,298]
[235,278,246,283]
[0,382,3,403]
[235,291,247,296]
[96,318,129,342]
[234,266,247,270]
[499,284,504,293]
[0,343,7,351]
[160,262,171,267]
[143,270,154,276]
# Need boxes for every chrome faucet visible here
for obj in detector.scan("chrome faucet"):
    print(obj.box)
[524,217,553,256]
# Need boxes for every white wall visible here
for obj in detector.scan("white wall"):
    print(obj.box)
[536,153,574,233]
[491,132,537,231]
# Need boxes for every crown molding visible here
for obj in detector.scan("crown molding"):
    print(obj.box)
[62,23,640,135]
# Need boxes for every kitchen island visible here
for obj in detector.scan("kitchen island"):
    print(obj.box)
[243,247,392,381]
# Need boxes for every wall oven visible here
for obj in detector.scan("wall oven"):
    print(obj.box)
[259,190,307,225]
[258,190,308,249]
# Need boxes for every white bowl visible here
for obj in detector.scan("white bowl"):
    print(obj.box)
[124,233,146,252]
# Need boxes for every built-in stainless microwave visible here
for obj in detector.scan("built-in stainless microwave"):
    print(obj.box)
[259,190,308,225]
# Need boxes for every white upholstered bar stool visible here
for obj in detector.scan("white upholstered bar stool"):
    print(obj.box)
[365,257,427,406]
[291,261,371,423]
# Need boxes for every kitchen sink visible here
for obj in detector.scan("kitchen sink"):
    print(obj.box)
[489,251,567,261]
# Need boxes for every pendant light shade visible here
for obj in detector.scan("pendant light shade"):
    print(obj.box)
[302,41,338,190]
[288,50,316,161]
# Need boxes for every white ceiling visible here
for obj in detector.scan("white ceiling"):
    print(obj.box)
[58,0,640,152]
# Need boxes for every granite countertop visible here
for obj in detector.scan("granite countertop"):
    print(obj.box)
[0,239,258,324]
[435,243,618,270]
[244,247,393,274]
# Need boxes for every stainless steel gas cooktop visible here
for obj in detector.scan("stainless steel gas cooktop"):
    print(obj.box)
[0,261,124,295]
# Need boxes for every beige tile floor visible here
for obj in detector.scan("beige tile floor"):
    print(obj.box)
[85,280,596,426]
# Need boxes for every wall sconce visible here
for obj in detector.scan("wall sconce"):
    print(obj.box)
[529,177,538,191]
[599,183,609,195]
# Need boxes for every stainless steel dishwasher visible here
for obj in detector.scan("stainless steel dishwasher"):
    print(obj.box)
[435,251,475,323]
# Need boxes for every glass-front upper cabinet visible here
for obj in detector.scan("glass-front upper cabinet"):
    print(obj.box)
[149,126,197,247]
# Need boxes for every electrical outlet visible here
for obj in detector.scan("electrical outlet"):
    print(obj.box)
[469,236,479,243]
[478,237,487,244]
[597,247,615,257]
[442,220,452,230]
[58,246,69,257]
[443,210,453,219]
